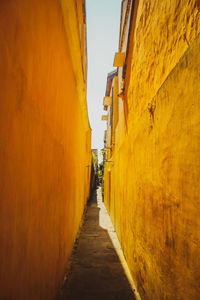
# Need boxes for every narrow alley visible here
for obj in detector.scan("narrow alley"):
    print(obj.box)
[57,188,136,300]
[0,0,200,299]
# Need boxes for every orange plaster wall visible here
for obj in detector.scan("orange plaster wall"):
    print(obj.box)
[0,0,91,299]
[127,0,200,125]
[104,1,200,299]
[105,33,200,299]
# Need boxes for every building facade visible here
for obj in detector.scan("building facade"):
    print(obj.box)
[0,1,91,299]
[102,0,200,299]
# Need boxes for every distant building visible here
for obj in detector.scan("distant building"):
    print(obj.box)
[102,70,118,157]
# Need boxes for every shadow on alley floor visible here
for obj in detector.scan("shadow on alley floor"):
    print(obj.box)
[57,188,136,300]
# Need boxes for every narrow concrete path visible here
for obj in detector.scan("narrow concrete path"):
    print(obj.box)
[58,188,136,300]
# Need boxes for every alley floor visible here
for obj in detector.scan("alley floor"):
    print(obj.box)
[57,188,136,300]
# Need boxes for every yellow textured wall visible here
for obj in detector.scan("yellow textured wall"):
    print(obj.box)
[0,0,91,299]
[104,1,200,299]
[127,0,200,126]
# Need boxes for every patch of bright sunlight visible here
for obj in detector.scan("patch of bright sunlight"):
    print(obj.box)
[96,188,141,300]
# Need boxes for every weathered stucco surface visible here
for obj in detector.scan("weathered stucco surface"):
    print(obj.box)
[105,33,200,299]
[127,0,200,125]
[104,1,200,299]
[0,1,91,299]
